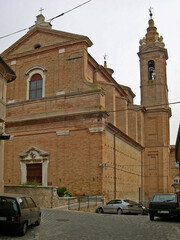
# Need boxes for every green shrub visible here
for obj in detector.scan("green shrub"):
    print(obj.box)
[57,186,67,197]
[22,181,40,187]
[57,187,73,197]
[64,191,73,197]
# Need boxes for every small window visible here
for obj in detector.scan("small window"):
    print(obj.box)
[176,162,179,168]
[174,176,180,184]
[148,60,156,80]
[34,44,41,49]
[26,197,36,208]
[19,197,28,209]
[0,197,18,216]
[107,200,115,205]
[29,74,43,99]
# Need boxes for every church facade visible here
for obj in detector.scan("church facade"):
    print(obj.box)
[1,13,178,202]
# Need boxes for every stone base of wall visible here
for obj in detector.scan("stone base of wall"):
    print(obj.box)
[4,185,66,208]
[4,186,103,211]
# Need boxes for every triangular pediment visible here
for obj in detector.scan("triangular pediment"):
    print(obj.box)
[19,146,49,160]
[2,27,92,58]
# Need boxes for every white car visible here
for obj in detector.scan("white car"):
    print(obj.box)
[98,199,143,215]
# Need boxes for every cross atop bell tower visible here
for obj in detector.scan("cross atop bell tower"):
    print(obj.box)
[149,7,153,19]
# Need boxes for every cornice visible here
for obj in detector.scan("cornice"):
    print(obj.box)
[6,111,109,128]
[106,122,144,151]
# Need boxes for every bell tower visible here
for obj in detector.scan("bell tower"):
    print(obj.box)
[138,10,171,199]
[138,10,169,107]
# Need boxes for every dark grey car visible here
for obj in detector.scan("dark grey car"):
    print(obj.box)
[0,193,41,235]
[148,193,180,220]
[98,199,143,215]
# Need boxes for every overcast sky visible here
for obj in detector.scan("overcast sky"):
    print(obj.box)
[0,0,179,144]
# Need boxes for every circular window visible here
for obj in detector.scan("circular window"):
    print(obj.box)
[34,44,41,49]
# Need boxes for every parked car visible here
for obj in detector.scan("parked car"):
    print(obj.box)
[97,199,143,214]
[0,193,41,235]
[148,193,180,221]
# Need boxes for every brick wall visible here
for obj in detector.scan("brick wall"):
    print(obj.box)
[103,127,142,202]
[4,113,105,197]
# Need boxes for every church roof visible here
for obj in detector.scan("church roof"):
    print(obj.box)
[1,14,93,59]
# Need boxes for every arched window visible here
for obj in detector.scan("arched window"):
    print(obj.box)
[29,74,43,99]
[148,60,156,80]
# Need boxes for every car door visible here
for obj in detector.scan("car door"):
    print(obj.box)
[103,200,116,213]
[114,200,122,212]
[19,197,30,223]
[25,197,38,224]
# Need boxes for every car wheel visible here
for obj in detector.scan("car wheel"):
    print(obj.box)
[35,215,41,226]
[150,214,154,221]
[117,208,123,215]
[20,222,28,236]
[98,207,104,214]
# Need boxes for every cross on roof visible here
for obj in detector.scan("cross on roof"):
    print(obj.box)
[149,7,153,18]
[104,54,107,61]
[39,7,44,15]
[104,54,108,68]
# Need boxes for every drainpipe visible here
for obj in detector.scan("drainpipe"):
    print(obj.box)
[114,134,116,199]
[141,151,143,202]
[179,162,180,193]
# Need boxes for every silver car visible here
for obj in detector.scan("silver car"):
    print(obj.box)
[98,199,143,215]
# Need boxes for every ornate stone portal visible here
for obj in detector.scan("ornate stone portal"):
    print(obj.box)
[19,146,49,186]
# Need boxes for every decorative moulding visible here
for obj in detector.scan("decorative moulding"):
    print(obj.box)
[56,91,65,96]
[7,100,15,104]
[59,48,65,54]
[56,130,70,136]
[11,60,16,65]
[89,127,104,133]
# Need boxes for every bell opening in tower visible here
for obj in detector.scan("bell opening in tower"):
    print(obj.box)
[148,60,156,80]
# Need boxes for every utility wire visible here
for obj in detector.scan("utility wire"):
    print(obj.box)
[48,0,92,22]
[0,28,29,40]
[108,101,180,113]
[0,0,92,40]
[105,163,171,178]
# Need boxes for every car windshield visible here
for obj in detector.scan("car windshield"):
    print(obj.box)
[0,197,19,217]
[152,194,177,202]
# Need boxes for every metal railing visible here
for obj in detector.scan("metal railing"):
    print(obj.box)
[68,195,104,211]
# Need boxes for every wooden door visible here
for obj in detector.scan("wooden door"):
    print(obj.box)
[27,163,42,184]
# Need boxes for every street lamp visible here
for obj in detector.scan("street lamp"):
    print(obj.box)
[175,124,180,192]
[0,132,10,140]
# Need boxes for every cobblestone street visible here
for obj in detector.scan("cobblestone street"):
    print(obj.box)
[0,208,180,240]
